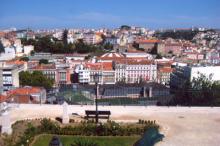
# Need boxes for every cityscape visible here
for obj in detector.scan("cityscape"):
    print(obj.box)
[0,0,220,146]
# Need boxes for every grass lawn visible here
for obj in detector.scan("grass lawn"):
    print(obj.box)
[32,134,140,146]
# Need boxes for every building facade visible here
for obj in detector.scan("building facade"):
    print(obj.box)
[170,65,220,89]
[114,60,157,83]
[0,62,26,91]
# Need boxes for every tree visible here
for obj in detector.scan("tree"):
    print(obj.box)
[168,50,173,54]
[0,41,5,53]
[150,43,158,54]
[30,50,35,56]
[39,59,49,65]
[132,41,139,49]
[156,54,162,59]
[19,34,108,54]
[154,30,199,41]
[19,57,29,62]
[104,42,113,50]
[171,73,220,106]
[62,29,68,45]
[100,34,106,45]
[19,71,32,86]
[120,25,131,30]
[75,39,91,54]
[19,71,54,90]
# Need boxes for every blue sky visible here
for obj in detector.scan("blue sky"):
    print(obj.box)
[0,0,220,29]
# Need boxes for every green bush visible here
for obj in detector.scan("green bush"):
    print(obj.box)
[71,139,99,146]
[12,118,160,146]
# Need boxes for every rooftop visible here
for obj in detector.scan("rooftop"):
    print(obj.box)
[7,86,44,96]
[115,59,154,65]
[137,39,160,44]
[30,64,56,70]
[85,62,113,70]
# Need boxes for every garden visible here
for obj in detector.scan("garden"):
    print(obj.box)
[0,119,164,146]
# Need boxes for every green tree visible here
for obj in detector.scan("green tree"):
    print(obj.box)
[156,54,162,59]
[120,25,131,30]
[0,41,5,53]
[39,59,49,64]
[150,43,158,54]
[75,39,91,53]
[104,42,113,50]
[172,73,220,106]
[30,50,35,56]
[63,29,68,45]
[19,71,54,90]
[132,41,139,49]
[19,57,29,62]
[19,71,32,86]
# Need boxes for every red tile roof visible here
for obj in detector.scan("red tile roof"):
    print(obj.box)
[137,39,160,44]
[115,59,154,65]
[6,60,26,65]
[86,62,113,70]
[31,64,56,70]
[16,95,30,103]
[0,95,8,103]
[7,87,43,96]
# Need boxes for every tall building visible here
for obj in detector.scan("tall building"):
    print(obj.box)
[0,61,26,91]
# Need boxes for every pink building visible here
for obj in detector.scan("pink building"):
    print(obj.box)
[29,64,72,86]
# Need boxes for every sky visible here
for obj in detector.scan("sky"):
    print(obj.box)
[0,0,220,29]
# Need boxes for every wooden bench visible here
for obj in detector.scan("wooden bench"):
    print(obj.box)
[85,110,111,120]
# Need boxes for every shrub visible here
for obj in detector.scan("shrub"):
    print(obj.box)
[71,139,99,146]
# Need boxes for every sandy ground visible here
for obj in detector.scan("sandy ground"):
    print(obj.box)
[2,104,220,146]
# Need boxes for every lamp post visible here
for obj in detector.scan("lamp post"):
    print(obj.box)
[94,73,99,124]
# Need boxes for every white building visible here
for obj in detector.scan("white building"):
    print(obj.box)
[83,33,96,44]
[23,45,34,55]
[0,62,27,91]
[189,66,220,81]
[76,62,115,85]
[0,47,16,61]
[115,60,157,83]
[76,64,90,84]
[171,65,220,89]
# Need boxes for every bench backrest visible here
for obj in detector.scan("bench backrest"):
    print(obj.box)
[85,110,111,115]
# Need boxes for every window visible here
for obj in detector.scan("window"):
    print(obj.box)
[60,72,66,81]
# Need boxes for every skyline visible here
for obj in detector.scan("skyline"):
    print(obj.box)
[1,0,220,29]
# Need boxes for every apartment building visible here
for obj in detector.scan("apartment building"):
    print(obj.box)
[0,61,27,91]
[114,59,157,83]
[29,63,71,86]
